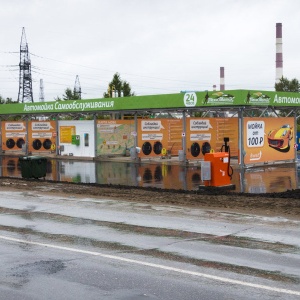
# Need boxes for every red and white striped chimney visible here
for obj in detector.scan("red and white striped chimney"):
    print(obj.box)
[275,23,283,83]
[220,67,225,90]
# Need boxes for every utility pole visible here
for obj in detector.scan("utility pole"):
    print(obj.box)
[39,79,45,102]
[74,75,82,99]
[18,27,34,103]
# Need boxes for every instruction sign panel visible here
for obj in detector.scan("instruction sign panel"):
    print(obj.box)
[142,133,163,141]
[28,121,57,152]
[190,133,211,141]
[2,121,27,151]
[137,119,183,158]
[246,121,265,148]
[60,126,75,143]
[185,118,239,160]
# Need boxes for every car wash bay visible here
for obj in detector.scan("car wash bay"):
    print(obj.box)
[0,90,299,167]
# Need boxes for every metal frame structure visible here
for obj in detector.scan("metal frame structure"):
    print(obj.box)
[0,90,299,167]
[17,27,34,103]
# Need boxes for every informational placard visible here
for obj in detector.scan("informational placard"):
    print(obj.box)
[243,117,295,165]
[28,121,57,152]
[142,133,163,140]
[137,119,183,158]
[1,121,27,151]
[190,133,211,141]
[186,118,239,160]
[60,126,76,143]
[246,121,265,148]
[96,120,134,155]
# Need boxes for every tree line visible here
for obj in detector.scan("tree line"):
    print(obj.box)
[0,72,134,103]
[55,72,134,101]
[1,74,299,102]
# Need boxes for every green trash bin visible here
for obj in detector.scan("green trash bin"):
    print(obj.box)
[19,156,47,179]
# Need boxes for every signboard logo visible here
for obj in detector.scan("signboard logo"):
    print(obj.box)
[249,150,262,161]
[273,94,300,105]
[203,92,235,105]
[184,92,197,107]
[245,92,270,105]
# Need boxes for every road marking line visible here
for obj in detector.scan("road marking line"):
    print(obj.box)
[1,235,299,296]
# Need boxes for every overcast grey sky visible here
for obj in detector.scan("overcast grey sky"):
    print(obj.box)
[0,0,300,102]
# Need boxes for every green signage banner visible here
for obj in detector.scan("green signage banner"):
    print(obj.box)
[0,90,299,116]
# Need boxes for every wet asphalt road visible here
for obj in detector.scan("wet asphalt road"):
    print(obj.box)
[0,190,300,299]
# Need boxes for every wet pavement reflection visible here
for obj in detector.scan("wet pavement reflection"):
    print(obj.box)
[0,156,299,193]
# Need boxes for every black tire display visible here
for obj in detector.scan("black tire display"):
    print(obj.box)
[191,142,201,157]
[32,139,42,150]
[16,138,25,149]
[142,142,152,155]
[201,142,211,155]
[6,139,15,149]
[153,141,163,155]
[43,139,52,150]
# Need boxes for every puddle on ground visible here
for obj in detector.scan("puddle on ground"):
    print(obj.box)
[0,156,299,193]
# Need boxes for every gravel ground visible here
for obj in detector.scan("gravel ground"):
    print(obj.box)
[0,177,299,219]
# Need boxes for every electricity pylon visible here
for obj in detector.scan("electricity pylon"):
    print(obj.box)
[39,79,45,102]
[17,27,34,103]
[74,75,82,99]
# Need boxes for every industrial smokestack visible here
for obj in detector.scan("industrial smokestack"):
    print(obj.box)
[220,67,225,90]
[213,84,216,91]
[275,23,283,83]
